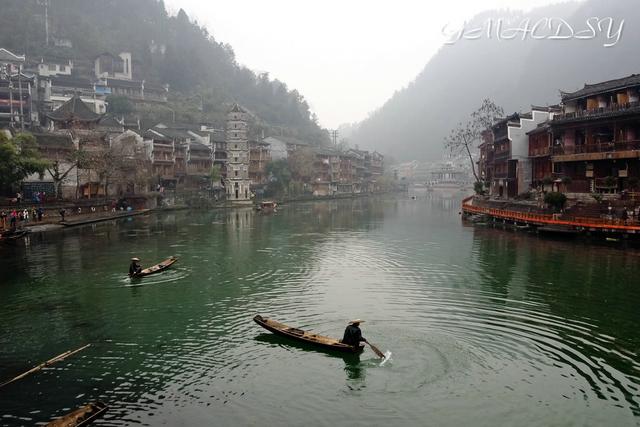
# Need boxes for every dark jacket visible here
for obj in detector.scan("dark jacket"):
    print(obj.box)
[341,324,366,346]
[129,262,142,276]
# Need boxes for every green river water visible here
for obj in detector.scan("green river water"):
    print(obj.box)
[1,195,639,426]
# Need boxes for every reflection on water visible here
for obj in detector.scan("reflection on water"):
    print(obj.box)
[1,195,639,426]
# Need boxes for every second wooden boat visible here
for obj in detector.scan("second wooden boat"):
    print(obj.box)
[253,315,364,354]
[46,401,108,427]
[131,256,178,278]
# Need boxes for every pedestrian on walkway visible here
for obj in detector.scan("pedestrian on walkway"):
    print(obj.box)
[10,210,17,230]
[59,208,66,222]
[37,207,44,222]
[0,210,6,230]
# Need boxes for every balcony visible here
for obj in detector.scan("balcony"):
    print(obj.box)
[553,102,640,124]
[529,147,550,157]
[552,140,640,162]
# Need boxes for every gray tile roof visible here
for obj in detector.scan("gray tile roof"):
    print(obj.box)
[561,74,640,102]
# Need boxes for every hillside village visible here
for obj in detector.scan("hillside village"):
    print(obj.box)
[0,47,385,207]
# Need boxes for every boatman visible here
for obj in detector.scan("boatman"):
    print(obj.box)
[341,319,367,348]
[129,257,142,277]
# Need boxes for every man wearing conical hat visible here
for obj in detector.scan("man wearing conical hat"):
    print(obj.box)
[341,319,367,348]
[129,257,142,277]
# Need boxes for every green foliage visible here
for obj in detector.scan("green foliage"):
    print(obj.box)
[0,132,48,192]
[266,159,292,196]
[561,176,572,185]
[106,95,134,115]
[604,176,617,188]
[0,0,326,143]
[210,164,222,186]
[544,192,567,212]
[591,193,603,203]
[542,175,554,186]
[627,177,640,190]
[474,181,485,195]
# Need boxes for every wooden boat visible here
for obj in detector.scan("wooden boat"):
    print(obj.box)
[253,315,364,354]
[256,201,277,212]
[130,256,178,278]
[0,229,28,242]
[46,401,107,427]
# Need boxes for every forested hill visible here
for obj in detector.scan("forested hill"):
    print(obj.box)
[350,0,640,161]
[0,0,328,144]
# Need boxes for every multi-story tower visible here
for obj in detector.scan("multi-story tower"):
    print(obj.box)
[224,104,252,203]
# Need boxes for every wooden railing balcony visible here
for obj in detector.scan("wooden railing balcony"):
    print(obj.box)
[554,101,640,122]
[553,140,640,156]
[529,147,550,157]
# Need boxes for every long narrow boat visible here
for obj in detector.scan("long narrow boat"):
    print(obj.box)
[0,229,28,243]
[130,256,178,278]
[253,315,364,354]
[46,401,108,427]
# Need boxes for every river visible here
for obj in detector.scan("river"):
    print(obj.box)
[1,195,639,426]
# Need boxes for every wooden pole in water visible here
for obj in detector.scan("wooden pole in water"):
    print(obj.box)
[0,344,91,389]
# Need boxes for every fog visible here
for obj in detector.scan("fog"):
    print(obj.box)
[165,0,570,129]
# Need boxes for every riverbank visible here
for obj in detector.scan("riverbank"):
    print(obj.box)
[6,192,390,237]
[461,195,640,240]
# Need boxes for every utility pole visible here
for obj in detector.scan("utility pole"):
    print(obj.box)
[330,129,339,146]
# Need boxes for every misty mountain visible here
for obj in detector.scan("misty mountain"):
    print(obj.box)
[351,0,639,161]
[0,0,328,144]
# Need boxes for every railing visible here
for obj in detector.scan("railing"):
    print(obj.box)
[553,140,640,156]
[554,101,640,121]
[529,147,550,157]
[461,198,640,231]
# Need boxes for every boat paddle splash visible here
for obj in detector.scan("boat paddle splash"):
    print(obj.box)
[379,350,393,366]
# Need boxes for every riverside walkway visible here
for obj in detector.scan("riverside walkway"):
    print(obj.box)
[461,196,640,234]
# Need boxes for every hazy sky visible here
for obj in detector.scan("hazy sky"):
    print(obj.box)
[165,0,570,128]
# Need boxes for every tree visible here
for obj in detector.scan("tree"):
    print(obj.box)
[266,159,291,196]
[288,147,314,183]
[544,192,567,212]
[210,164,222,187]
[0,132,48,193]
[106,95,134,115]
[445,99,504,183]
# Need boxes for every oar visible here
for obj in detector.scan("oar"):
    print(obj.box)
[0,344,91,389]
[366,341,385,358]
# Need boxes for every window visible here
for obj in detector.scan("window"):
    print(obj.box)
[48,64,56,71]
[235,170,238,177]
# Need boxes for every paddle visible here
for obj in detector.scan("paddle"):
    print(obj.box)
[366,341,385,358]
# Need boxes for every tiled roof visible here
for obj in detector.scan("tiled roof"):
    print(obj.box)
[33,132,74,149]
[230,103,246,113]
[47,95,102,122]
[106,78,143,89]
[0,48,25,63]
[560,74,640,102]
[189,141,210,152]
[50,75,93,89]
[98,114,123,128]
